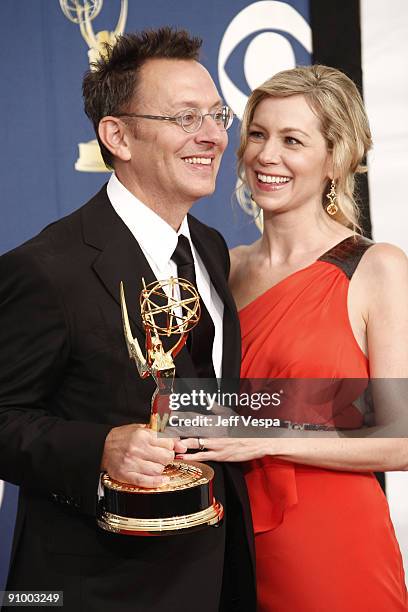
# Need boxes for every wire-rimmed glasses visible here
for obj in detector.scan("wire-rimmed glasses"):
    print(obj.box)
[113,105,234,133]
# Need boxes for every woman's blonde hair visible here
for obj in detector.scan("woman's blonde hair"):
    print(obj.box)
[237,64,373,229]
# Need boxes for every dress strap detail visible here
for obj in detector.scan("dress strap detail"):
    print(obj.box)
[318,235,374,280]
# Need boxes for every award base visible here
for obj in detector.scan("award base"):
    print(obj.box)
[74,139,111,173]
[97,460,224,536]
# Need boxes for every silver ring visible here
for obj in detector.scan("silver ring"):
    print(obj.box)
[198,438,206,452]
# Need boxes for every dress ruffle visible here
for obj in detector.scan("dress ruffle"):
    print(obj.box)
[244,458,298,534]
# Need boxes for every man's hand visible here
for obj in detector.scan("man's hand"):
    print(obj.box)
[101,424,187,488]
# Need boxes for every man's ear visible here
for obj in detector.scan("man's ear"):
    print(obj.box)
[98,117,132,162]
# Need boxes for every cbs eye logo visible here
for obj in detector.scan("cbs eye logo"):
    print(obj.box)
[218,1,312,120]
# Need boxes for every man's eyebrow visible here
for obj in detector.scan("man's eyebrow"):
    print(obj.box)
[168,98,224,112]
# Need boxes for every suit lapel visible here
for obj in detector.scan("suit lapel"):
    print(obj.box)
[188,217,235,312]
[188,217,241,379]
[81,186,197,378]
[82,186,154,336]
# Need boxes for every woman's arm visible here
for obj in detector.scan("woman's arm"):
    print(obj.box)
[178,436,408,471]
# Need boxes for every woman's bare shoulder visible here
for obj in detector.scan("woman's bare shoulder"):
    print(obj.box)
[229,244,251,265]
[229,243,256,282]
[358,242,408,280]
[353,242,408,315]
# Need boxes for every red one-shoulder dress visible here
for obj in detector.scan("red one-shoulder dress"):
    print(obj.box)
[239,237,408,611]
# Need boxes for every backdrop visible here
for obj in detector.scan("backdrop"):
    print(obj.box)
[1,0,407,588]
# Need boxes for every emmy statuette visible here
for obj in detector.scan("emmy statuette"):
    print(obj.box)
[97,277,224,535]
[59,0,128,172]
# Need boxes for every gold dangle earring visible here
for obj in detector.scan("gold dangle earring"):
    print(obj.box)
[325,179,338,216]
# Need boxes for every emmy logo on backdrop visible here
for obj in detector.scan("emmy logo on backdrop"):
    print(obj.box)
[97,277,224,536]
[59,0,128,172]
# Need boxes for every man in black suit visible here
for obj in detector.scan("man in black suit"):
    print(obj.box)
[0,28,255,611]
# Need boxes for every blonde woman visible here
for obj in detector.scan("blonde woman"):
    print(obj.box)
[180,66,408,610]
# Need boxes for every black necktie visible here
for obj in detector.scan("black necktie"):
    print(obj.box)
[172,235,216,379]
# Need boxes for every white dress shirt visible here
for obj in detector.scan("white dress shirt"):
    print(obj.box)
[107,173,224,378]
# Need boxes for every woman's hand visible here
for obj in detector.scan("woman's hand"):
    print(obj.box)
[177,437,268,462]
[178,435,408,472]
